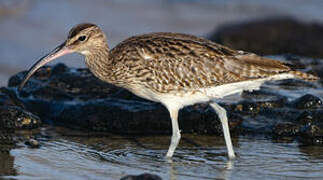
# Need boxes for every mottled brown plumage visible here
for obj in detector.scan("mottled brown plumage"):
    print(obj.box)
[70,26,317,95]
[19,23,319,159]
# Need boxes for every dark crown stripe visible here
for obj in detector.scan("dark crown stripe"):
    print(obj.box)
[68,23,97,38]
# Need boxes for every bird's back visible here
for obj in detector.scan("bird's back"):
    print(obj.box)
[109,32,318,95]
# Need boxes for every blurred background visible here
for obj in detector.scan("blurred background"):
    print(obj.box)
[1,0,323,87]
[1,1,323,179]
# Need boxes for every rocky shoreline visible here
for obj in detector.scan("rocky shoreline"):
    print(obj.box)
[1,17,323,179]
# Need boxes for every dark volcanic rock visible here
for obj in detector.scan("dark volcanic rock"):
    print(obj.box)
[229,96,287,115]
[9,63,127,101]
[290,94,322,109]
[0,134,14,153]
[0,87,40,128]
[120,173,162,180]
[0,87,25,108]
[0,87,38,173]
[0,105,41,151]
[0,106,41,131]
[210,17,323,58]
[51,99,241,135]
[297,110,323,145]
[272,123,301,137]
[272,109,323,144]
[6,61,323,146]
[24,138,40,148]
[0,87,41,153]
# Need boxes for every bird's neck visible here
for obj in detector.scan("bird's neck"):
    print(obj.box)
[84,44,115,83]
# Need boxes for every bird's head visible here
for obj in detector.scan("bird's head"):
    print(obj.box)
[18,23,107,90]
[66,23,107,55]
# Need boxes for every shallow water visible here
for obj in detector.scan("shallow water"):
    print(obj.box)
[1,126,322,180]
[1,1,323,179]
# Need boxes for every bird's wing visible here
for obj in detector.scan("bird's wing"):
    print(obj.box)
[223,53,290,79]
[144,53,291,92]
[111,33,291,93]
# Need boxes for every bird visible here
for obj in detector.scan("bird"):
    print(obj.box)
[19,23,319,159]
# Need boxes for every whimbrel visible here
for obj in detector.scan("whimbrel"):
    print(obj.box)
[19,23,319,159]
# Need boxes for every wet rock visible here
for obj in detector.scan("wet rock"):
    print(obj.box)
[272,108,323,140]
[228,96,287,115]
[46,99,241,135]
[210,17,323,58]
[273,109,323,144]
[24,138,40,148]
[297,111,316,126]
[299,124,323,145]
[0,134,15,153]
[0,87,25,108]
[0,106,41,131]
[0,87,41,153]
[8,63,125,101]
[297,110,323,145]
[290,94,322,109]
[0,87,41,131]
[120,173,162,180]
[272,123,301,137]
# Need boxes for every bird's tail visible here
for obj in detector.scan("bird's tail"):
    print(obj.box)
[288,70,319,81]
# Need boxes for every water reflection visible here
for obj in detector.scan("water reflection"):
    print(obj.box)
[3,127,323,179]
[298,145,323,160]
[5,127,242,179]
[0,152,16,177]
[0,132,16,177]
[166,155,235,180]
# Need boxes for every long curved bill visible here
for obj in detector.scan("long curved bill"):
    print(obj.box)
[18,42,73,91]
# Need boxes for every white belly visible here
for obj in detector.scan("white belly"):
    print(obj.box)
[203,73,295,99]
[129,73,296,109]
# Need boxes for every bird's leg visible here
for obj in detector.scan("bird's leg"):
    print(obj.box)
[166,107,181,158]
[210,102,236,159]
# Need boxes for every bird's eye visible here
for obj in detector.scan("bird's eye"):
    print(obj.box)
[78,36,86,41]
